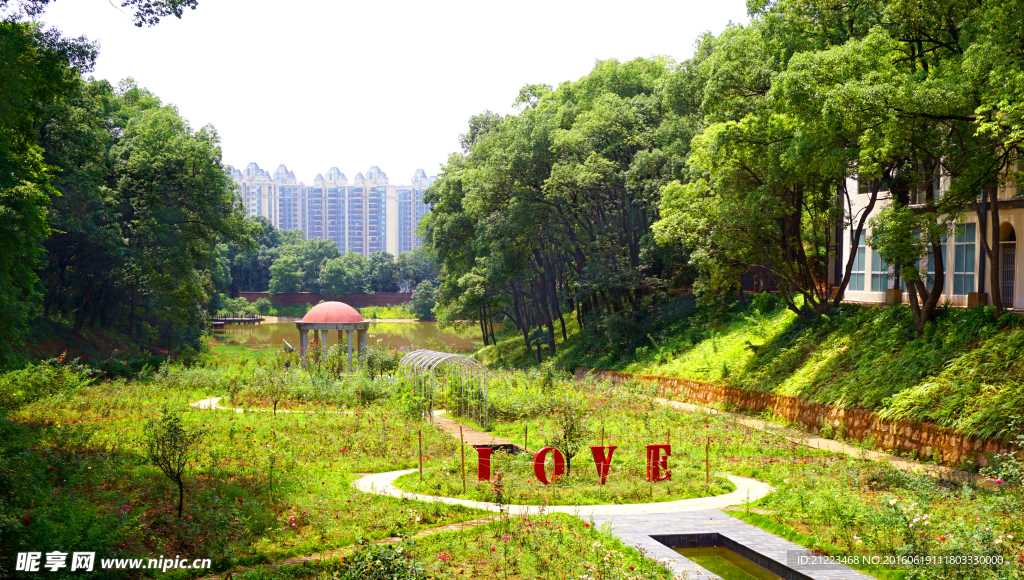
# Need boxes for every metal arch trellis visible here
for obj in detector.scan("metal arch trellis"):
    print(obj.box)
[399,349,488,428]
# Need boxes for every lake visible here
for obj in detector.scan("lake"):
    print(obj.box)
[214,320,485,353]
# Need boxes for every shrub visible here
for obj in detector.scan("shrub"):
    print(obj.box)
[334,541,428,580]
[364,341,401,380]
[254,297,272,314]
[0,353,93,412]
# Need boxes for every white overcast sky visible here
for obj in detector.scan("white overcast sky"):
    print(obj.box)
[39,0,749,184]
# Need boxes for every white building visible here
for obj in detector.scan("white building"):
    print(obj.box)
[232,163,437,258]
[836,169,1021,308]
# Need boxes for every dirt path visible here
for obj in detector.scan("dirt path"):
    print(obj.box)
[431,410,521,450]
[194,515,501,580]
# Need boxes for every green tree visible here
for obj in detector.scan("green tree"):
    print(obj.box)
[396,246,439,290]
[318,251,368,296]
[365,251,399,293]
[410,280,436,319]
[297,238,340,294]
[0,21,95,364]
[221,216,282,292]
[2,0,200,27]
[268,254,303,295]
[145,408,204,518]
[426,58,677,357]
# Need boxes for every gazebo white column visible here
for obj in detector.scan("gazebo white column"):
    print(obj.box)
[346,329,354,370]
[300,329,309,365]
[295,320,369,370]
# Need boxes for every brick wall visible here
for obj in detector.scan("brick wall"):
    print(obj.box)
[575,368,1019,467]
[237,292,412,308]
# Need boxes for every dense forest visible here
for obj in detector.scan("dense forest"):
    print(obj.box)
[0,9,253,367]
[220,224,438,297]
[424,0,1024,358]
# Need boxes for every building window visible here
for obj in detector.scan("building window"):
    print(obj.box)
[953,223,976,295]
[871,248,889,291]
[857,174,892,195]
[850,235,866,291]
[924,234,947,289]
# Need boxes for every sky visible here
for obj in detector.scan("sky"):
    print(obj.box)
[39,0,750,185]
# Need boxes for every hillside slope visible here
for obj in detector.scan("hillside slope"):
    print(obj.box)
[477,295,1024,442]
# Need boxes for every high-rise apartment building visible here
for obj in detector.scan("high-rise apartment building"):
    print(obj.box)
[232,163,436,257]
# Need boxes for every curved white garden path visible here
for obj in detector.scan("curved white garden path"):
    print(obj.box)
[352,470,772,516]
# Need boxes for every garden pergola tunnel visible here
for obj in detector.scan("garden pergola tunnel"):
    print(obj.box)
[399,350,488,428]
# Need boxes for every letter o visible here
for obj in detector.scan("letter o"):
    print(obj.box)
[533,446,565,485]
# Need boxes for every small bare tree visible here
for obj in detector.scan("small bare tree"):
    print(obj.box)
[145,408,205,518]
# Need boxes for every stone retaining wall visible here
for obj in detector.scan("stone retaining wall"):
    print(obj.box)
[237,292,412,308]
[575,368,1019,467]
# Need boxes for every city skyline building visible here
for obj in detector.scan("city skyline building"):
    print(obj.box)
[232,163,436,258]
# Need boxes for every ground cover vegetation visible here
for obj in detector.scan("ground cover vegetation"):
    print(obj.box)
[0,349,487,578]
[400,369,1024,579]
[2,331,1022,579]
[223,515,675,580]
[731,447,1024,580]
[0,341,698,578]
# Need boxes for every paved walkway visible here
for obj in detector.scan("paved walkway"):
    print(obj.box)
[352,470,773,516]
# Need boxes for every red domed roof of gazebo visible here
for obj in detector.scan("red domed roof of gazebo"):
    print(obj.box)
[300,301,365,323]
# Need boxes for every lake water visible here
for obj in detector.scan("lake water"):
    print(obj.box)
[215,320,484,353]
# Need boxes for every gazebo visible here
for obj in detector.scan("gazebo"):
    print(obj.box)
[295,301,370,369]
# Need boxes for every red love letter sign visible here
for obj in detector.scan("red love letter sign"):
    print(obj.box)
[475,446,493,482]
[589,445,617,485]
[533,446,566,485]
[645,444,671,482]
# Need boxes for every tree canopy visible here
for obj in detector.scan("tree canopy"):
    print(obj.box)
[426,0,1024,359]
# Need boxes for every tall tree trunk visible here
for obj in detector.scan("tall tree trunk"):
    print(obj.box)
[976,186,1004,316]
[479,305,489,346]
[512,287,531,349]
[177,480,184,518]
[545,258,568,341]
[129,284,136,341]
[908,230,947,333]
[832,182,881,307]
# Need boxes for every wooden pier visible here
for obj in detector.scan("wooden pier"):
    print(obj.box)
[212,315,264,325]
